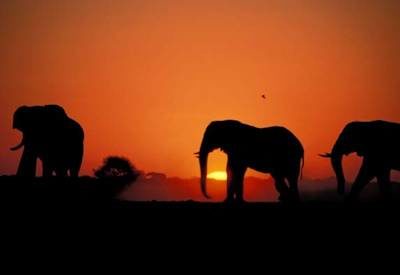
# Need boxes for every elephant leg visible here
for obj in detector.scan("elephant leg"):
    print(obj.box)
[347,159,376,202]
[233,173,245,202]
[42,160,53,177]
[225,162,235,202]
[64,143,83,177]
[69,155,83,177]
[273,175,291,202]
[287,175,300,203]
[377,169,392,202]
[17,147,37,177]
[287,161,301,202]
[55,166,68,177]
[225,157,246,203]
[232,165,246,202]
[69,166,80,177]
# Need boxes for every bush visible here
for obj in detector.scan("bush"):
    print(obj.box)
[94,156,140,182]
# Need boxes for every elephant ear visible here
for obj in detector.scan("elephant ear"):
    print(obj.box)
[41,105,68,130]
[13,106,31,129]
[353,123,372,157]
[341,122,367,156]
[355,143,367,156]
[45,105,66,115]
[44,105,67,120]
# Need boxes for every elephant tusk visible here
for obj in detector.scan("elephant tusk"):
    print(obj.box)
[319,153,332,158]
[10,143,24,151]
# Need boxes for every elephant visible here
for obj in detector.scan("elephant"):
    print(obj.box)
[11,105,84,177]
[196,120,304,203]
[320,120,400,201]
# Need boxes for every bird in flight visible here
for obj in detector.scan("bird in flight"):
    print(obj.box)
[261,94,266,99]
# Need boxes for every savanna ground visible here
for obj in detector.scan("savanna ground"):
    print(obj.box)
[1,175,400,217]
[2,175,400,251]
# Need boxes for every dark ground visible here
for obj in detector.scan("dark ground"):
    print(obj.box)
[1,175,399,231]
[1,175,400,263]
[1,175,399,212]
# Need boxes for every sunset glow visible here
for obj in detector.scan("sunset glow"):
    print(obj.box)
[207,171,228,181]
[0,0,399,187]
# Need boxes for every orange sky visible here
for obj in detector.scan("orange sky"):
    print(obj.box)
[1,0,400,179]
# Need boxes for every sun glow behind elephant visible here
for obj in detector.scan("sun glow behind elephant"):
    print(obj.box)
[207,171,227,181]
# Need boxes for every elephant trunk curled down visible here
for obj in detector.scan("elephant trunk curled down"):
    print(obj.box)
[197,120,304,203]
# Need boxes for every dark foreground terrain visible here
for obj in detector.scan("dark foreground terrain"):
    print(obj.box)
[0,175,399,222]
[2,175,400,254]
[0,177,396,272]
[0,176,400,235]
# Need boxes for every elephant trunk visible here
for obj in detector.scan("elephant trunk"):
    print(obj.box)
[331,144,346,195]
[199,152,210,199]
[16,146,37,177]
[199,136,212,199]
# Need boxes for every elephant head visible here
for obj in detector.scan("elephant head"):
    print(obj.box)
[196,120,238,198]
[320,122,368,195]
[11,105,69,177]
[11,105,67,151]
[10,106,29,151]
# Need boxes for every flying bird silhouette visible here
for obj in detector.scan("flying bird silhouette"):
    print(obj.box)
[261,94,266,99]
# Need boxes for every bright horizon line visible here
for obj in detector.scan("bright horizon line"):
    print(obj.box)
[123,171,337,181]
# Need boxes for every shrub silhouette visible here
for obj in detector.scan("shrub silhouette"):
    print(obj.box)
[94,156,140,182]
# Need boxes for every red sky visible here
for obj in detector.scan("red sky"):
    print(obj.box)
[1,0,400,181]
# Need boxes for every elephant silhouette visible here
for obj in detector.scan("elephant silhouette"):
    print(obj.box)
[196,120,304,203]
[320,120,400,202]
[11,105,84,177]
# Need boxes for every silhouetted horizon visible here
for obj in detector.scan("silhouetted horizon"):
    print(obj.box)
[1,1,400,207]
[2,0,399,181]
